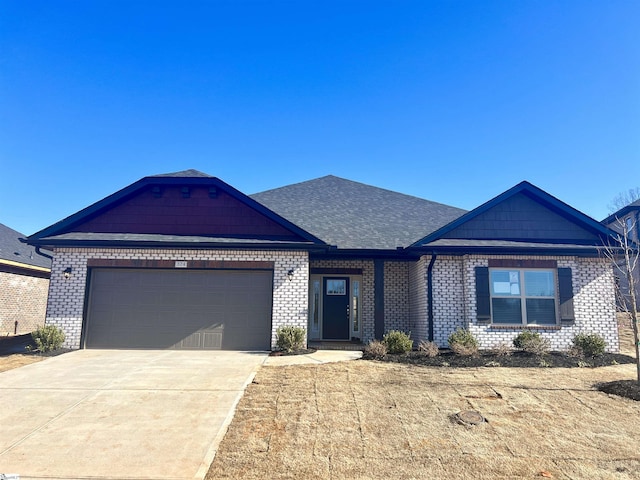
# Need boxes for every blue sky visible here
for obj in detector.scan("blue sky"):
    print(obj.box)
[1,0,638,235]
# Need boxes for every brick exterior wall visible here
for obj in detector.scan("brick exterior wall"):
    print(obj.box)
[0,270,49,334]
[384,262,410,333]
[426,255,619,352]
[46,248,308,349]
[432,256,466,347]
[310,259,375,343]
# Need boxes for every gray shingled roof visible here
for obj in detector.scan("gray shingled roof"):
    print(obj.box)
[151,169,213,178]
[0,223,51,269]
[250,175,467,249]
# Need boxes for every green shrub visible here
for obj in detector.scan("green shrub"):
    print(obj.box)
[513,329,540,349]
[513,330,550,355]
[382,330,413,354]
[30,325,65,353]
[418,340,440,357]
[363,340,387,359]
[448,328,479,356]
[275,326,306,353]
[573,333,606,357]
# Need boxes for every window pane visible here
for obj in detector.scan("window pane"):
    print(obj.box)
[312,281,320,329]
[526,298,556,324]
[525,271,555,297]
[491,270,520,296]
[352,280,360,332]
[492,298,522,323]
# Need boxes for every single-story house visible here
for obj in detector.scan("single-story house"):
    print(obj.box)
[1,223,51,335]
[27,170,620,352]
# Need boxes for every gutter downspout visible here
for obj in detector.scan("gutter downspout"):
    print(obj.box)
[35,246,53,261]
[427,254,437,342]
[19,237,53,261]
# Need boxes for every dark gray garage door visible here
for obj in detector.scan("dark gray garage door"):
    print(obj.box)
[85,268,273,350]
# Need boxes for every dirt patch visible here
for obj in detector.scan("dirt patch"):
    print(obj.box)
[0,334,42,372]
[0,353,43,372]
[207,360,640,480]
[0,334,71,373]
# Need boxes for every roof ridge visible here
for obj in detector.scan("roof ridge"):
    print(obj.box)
[253,175,466,209]
[151,169,213,178]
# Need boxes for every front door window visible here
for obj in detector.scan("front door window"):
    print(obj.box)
[309,274,363,341]
[352,280,360,336]
[310,280,321,338]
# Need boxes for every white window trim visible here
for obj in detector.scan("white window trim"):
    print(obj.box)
[489,268,559,326]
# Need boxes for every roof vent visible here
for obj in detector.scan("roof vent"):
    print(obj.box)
[181,187,190,198]
[209,187,218,199]
[152,186,162,198]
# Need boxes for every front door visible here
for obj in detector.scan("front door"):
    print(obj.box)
[322,277,350,340]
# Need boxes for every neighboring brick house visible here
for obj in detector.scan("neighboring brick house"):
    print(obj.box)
[602,198,640,309]
[27,170,620,352]
[0,223,51,335]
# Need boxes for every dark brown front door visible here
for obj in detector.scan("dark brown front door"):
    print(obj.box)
[322,277,350,340]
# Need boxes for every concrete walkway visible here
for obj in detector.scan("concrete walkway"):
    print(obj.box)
[0,349,268,480]
[264,349,362,366]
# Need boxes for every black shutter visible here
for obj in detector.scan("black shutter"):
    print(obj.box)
[558,268,575,322]
[475,267,491,321]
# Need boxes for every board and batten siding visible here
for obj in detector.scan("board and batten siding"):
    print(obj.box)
[441,193,600,242]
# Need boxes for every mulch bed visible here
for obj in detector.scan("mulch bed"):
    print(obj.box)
[0,333,71,357]
[596,380,640,401]
[366,350,636,368]
[269,348,317,356]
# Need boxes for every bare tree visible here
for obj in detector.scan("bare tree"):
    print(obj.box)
[603,190,639,383]
[607,187,640,215]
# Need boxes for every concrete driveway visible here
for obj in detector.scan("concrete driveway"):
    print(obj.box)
[0,349,268,480]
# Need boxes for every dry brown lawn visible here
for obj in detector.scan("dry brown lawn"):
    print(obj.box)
[207,324,640,480]
[0,353,42,373]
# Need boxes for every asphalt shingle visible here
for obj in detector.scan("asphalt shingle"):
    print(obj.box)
[250,175,466,249]
[0,223,51,269]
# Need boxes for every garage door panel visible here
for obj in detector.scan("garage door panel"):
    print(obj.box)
[86,269,273,350]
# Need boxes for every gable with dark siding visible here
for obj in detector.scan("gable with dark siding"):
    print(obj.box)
[28,171,326,246]
[72,185,302,240]
[440,192,600,242]
[412,181,615,251]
